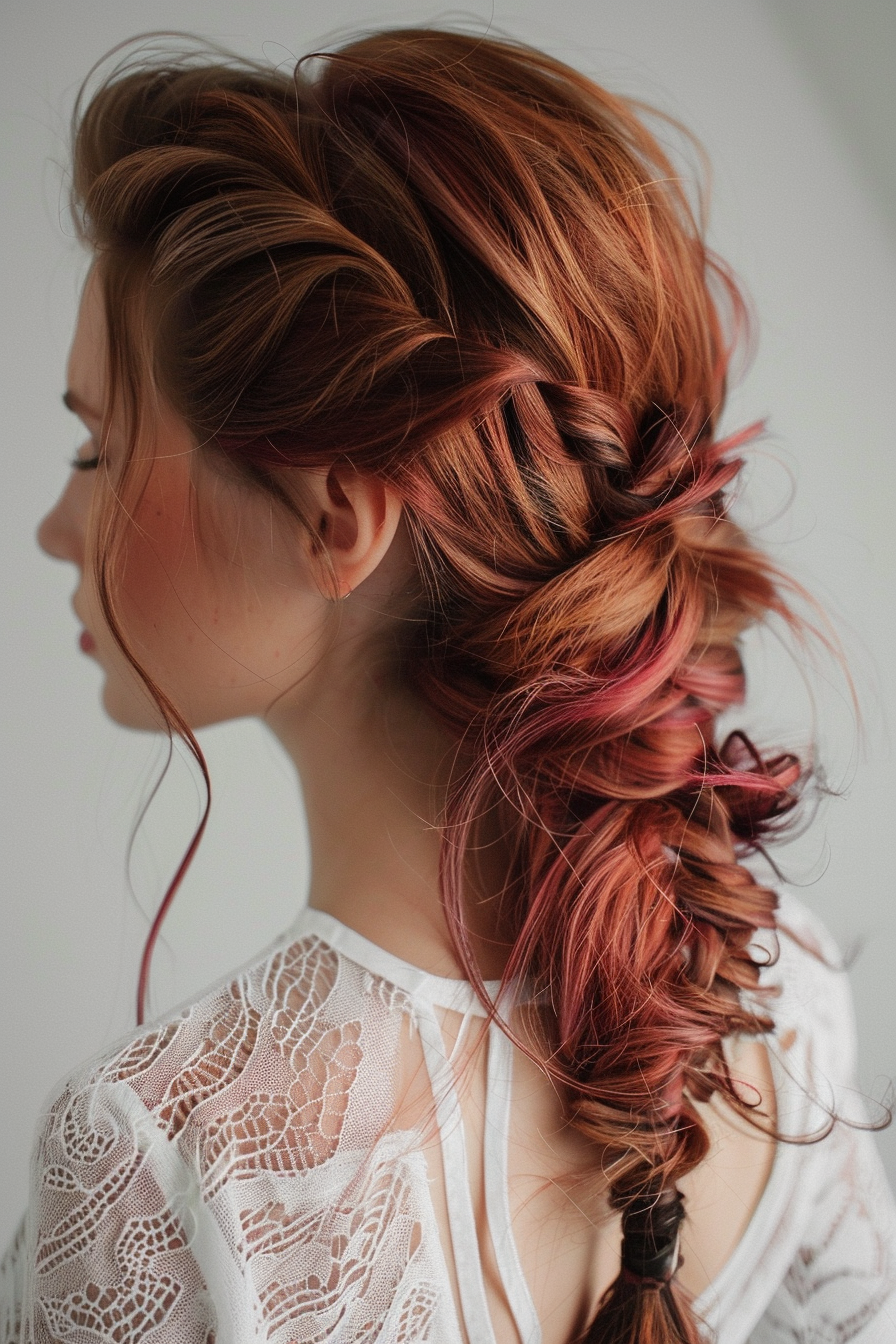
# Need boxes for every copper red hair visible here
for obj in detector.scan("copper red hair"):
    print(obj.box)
[71,29,807,1342]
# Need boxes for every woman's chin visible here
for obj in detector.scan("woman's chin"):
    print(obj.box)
[100,675,170,733]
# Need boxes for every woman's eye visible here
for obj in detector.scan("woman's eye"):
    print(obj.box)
[70,448,103,471]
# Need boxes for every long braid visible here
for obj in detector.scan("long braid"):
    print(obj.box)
[411,380,797,1337]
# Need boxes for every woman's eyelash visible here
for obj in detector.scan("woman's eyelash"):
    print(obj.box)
[70,453,102,471]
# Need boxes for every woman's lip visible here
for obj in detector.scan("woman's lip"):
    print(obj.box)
[79,628,96,654]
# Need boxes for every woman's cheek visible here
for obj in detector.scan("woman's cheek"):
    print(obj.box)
[107,473,235,716]
[119,495,199,666]
[113,479,318,720]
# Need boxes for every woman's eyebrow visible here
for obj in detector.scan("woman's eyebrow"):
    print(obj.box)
[62,389,102,420]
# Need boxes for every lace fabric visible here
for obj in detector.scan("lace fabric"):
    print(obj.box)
[2,892,895,1344]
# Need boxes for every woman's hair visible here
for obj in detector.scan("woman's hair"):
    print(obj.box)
[71,28,806,1343]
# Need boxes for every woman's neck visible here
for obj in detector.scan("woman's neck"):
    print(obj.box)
[266,664,512,980]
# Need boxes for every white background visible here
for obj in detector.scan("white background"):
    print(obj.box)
[2,0,894,1243]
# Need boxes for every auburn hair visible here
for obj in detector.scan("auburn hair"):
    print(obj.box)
[71,28,806,1343]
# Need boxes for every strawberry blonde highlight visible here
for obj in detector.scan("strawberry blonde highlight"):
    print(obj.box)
[71,29,811,1341]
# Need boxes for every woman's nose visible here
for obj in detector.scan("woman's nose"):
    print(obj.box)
[37,479,84,566]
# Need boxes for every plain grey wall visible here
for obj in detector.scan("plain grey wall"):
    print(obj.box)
[764,0,896,243]
[2,0,895,1243]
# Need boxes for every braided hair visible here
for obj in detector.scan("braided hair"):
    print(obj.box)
[72,28,803,1342]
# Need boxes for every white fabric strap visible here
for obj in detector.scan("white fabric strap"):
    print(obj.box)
[484,1022,543,1344]
[417,1002,497,1344]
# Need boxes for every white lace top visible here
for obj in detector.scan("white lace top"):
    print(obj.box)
[2,890,895,1344]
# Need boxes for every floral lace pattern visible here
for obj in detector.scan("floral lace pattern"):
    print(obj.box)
[1,932,456,1344]
[3,898,896,1344]
[747,1118,896,1343]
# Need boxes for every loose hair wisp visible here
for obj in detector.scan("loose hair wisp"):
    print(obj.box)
[72,30,806,1343]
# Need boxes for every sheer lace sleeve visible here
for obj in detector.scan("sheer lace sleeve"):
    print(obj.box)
[0,1218,27,1344]
[0,929,461,1344]
[743,893,896,1343]
[1,1067,216,1344]
[749,1117,896,1342]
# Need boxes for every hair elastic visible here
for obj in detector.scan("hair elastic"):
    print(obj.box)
[620,1186,685,1285]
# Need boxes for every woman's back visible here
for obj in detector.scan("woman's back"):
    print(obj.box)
[6,891,894,1344]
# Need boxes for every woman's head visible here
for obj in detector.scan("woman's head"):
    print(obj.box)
[40,263,410,730]
[44,28,804,1342]
[45,28,750,732]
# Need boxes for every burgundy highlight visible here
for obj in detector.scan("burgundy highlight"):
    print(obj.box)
[71,29,809,1342]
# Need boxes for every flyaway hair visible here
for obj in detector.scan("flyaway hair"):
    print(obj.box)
[71,29,809,1341]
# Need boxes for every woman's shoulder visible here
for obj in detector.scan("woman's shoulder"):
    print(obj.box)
[50,917,412,1155]
[758,887,860,1096]
[9,926,406,1344]
[773,885,851,982]
[15,918,462,1344]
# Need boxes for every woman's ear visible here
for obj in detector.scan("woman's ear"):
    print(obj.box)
[305,461,403,599]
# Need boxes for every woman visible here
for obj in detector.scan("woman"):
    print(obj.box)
[2,26,894,1344]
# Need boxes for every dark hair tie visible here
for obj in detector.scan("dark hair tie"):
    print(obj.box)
[620,1186,685,1284]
